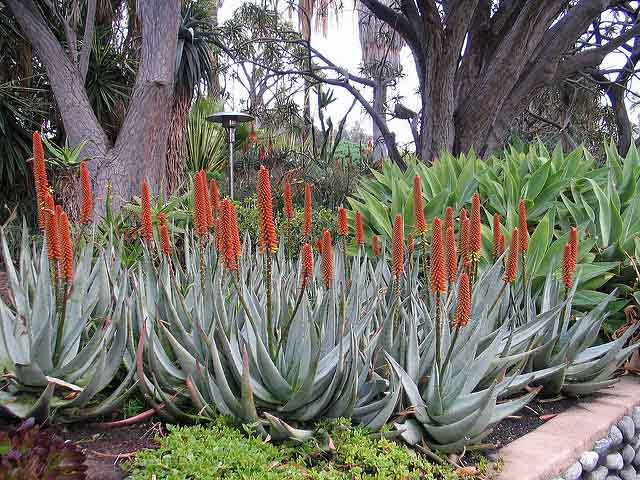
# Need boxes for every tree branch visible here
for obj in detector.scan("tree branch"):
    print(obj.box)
[79,0,97,82]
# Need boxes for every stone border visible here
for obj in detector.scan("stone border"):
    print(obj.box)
[497,376,640,480]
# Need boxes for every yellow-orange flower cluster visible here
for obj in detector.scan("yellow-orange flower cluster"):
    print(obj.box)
[79,161,93,225]
[220,199,241,271]
[301,243,313,288]
[33,131,49,230]
[518,199,529,253]
[445,225,457,285]
[454,272,471,328]
[283,179,294,220]
[157,213,171,256]
[504,228,519,283]
[59,210,74,282]
[141,179,154,242]
[257,166,278,253]
[193,171,210,237]
[562,227,579,289]
[430,217,447,294]
[355,211,364,247]
[337,207,348,236]
[493,213,504,260]
[44,193,61,262]
[445,206,454,235]
[321,229,333,288]
[469,193,482,260]
[407,234,414,256]
[372,235,380,257]
[392,214,404,280]
[303,183,313,237]
[413,176,427,235]
[210,179,220,219]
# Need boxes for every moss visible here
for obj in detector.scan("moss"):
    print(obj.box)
[127,418,488,479]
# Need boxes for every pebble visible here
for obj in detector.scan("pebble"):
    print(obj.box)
[564,461,582,480]
[595,437,613,457]
[584,466,610,480]
[619,465,636,480]
[620,416,636,442]
[623,444,636,465]
[604,476,622,480]
[607,452,625,470]
[633,449,640,468]
[632,406,640,430]
[611,426,625,446]
[581,451,600,472]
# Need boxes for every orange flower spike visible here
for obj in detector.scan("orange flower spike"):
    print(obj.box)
[492,213,504,260]
[392,214,404,280]
[430,217,447,294]
[141,179,154,242]
[209,179,220,219]
[355,211,364,247]
[454,272,471,328]
[445,225,457,284]
[33,131,49,230]
[459,208,468,252]
[230,202,242,259]
[201,173,213,229]
[321,229,333,288]
[407,234,415,256]
[562,243,574,290]
[257,166,278,253]
[283,179,294,220]
[193,172,208,237]
[504,228,520,283]
[303,183,313,237]
[461,217,471,265]
[79,161,93,224]
[159,223,172,257]
[337,207,348,237]
[220,199,238,271]
[59,210,74,283]
[372,235,381,257]
[444,206,454,234]
[413,176,427,235]
[469,193,482,258]
[301,243,314,288]
[44,193,61,262]
[316,238,323,253]
[569,227,578,270]
[518,199,529,253]
[498,235,506,262]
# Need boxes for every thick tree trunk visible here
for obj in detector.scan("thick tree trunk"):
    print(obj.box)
[8,0,181,214]
[207,0,221,98]
[166,94,190,193]
[371,82,387,161]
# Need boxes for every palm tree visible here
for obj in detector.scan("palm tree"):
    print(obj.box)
[356,0,402,161]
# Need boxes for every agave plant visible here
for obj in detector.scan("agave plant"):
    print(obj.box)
[0,225,134,422]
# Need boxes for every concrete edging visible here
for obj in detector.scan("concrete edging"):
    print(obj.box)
[496,376,640,480]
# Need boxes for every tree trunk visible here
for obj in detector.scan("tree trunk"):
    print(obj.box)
[371,82,387,161]
[166,93,190,193]
[8,0,181,214]
[207,0,221,98]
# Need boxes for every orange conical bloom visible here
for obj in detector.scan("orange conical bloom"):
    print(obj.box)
[79,161,93,225]
[283,179,294,220]
[210,179,220,218]
[504,228,519,283]
[193,171,209,237]
[461,217,471,266]
[229,202,242,259]
[469,193,482,259]
[454,272,471,328]
[569,226,578,266]
[33,131,49,230]
[201,174,213,229]
[445,206,454,234]
[372,235,380,257]
[492,213,504,260]
[303,183,313,237]
[337,207,348,236]
[257,166,278,253]
[562,243,574,289]
[157,213,171,256]
[413,176,427,235]
[430,217,447,294]
[59,210,74,282]
[392,214,404,280]
[141,179,154,242]
[44,193,61,262]
[445,225,457,285]
[321,229,333,288]
[316,238,322,254]
[301,243,314,288]
[355,211,364,247]
[407,234,415,256]
[518,199,529,253]
[220,199,239,271]
[459,208,468,253]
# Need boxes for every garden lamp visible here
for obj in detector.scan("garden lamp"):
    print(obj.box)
[206,111,254,199]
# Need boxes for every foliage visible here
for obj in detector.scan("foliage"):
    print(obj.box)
[185,98,227,177]
[42,137,86,169]
[127,418,481,479]
[0,418,87,479]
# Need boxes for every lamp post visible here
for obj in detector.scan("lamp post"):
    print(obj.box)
[206,111,254,199]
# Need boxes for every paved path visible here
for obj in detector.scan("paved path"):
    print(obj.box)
[497,376,640,480]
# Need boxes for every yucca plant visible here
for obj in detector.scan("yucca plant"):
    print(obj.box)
[0,224,134,422]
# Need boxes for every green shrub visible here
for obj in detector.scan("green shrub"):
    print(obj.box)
[127,418,483,479]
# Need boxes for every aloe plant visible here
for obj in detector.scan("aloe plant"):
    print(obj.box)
[0,224,134,422]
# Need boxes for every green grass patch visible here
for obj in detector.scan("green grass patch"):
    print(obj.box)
[127,418,491,479]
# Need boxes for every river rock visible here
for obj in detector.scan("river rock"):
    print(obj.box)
[611,426,625,446]
[623,445,636,465]
[581,451,600,472]
[607,452,625,470]
[584,466,609,480]
[619,465,636,480]
[595,438,613,457]
[632,406,640,430]
[564,461,582,480]
[604,476,621,480]
[620,416,636,442]
[633,449,640,468]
